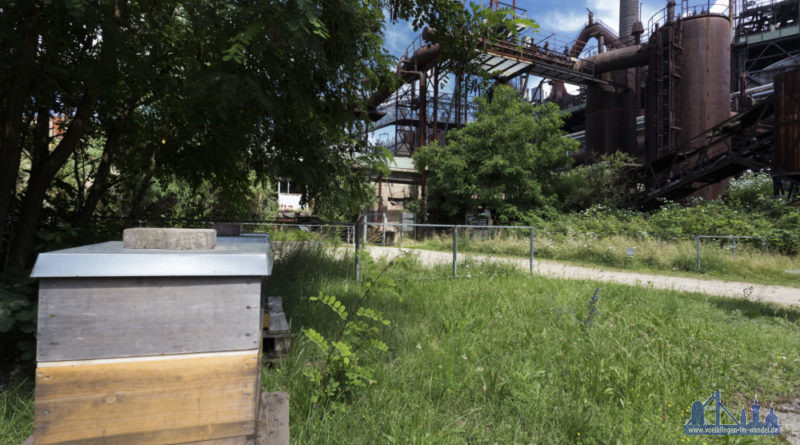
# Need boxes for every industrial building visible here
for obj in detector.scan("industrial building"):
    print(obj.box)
[368,0,800,224]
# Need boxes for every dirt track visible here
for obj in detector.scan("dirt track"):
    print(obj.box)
[363,246,800,307]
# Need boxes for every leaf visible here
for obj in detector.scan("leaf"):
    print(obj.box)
[303,328,330,353]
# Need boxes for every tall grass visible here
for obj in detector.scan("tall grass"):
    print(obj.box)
[0,377,34,444]
[398,231,800,287]
[2,247,797,443]
[264,248,800,443]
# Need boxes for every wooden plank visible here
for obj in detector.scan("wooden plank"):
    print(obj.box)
[34,351,260,445]
[37,277,261,362]
[20,435,33,445]
[186,435,252,444]
[266,297,283,314]
[256,392,289,445]
[265,312,289,334]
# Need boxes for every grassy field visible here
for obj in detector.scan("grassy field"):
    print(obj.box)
[396,231,800,287]
[262,248,800,443]
[3,247,799,444]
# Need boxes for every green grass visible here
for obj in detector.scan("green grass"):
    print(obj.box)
[396,232,800,287]
[0,376,34,444]
[262,247,800,444]
[2,247,798,444]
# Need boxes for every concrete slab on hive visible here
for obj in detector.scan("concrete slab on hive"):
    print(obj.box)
[123,228,216,250]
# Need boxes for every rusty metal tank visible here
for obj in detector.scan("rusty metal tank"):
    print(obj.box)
[585,82,637,157]
[775,67,800,172]
[674,13,731,150]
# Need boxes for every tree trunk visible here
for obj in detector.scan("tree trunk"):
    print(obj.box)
[6,1,121,270]
[7,91,99,270]
[73,119,124,227]
[127,147,160,220]
[0,15,38,264]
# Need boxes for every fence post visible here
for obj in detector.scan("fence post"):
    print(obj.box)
[695,236,701,272]
[529,227,534,274]
[382,213,386,246]
[760,238,765,254]
[732,236,736,256]
[355,222,360,282]
[363,214,368,245]
[453,225,458,277]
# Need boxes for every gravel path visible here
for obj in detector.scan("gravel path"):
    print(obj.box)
[364,246,800,307]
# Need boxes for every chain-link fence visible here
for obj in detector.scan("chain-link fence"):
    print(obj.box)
[361,221,800,280]
[363,222,535,277]
[68,217,800,282]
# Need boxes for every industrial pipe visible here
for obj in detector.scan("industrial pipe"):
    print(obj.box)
[365,32,442,120]
[575,44,649,74]
[568,22,627,58]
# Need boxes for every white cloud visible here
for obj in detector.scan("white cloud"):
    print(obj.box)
[587,0,620,33]
[384,20,416,57]
[541,9,588,33]
[540,0,620,34]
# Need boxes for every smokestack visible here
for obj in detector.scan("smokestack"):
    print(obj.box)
[619,0,639,45]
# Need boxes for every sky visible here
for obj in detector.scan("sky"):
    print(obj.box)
[382,0,669,58]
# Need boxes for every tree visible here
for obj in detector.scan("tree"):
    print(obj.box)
[413,85,578,223]
[0,0,525,270]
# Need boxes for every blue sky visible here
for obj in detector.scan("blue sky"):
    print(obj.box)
[383,0,676,58]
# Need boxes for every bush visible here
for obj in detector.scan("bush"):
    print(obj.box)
[725,171,773,209]
[555,153,640,211]
[0,270,37,365]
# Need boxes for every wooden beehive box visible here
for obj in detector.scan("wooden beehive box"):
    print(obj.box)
[30,229,273,444]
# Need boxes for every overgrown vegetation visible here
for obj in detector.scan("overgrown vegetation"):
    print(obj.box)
[260,249,800,443]
[413,85,579,223]
[302,253,400,402]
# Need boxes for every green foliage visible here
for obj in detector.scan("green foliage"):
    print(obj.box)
[724,171,774,209]
[414,85,578,223]
[258,249,800,443]
[0,271,37,363]
[555,153,641,211]
[301,254,400,402]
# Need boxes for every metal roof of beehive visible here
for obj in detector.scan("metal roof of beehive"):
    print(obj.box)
[30,236,273,278]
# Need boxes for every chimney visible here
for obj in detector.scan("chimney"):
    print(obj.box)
[619,0,639,45]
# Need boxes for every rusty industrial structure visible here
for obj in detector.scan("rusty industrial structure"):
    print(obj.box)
[368,0,800,221]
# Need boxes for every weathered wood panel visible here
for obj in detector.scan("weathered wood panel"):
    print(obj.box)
[34,351,260,445]
[265,311,289,334]
[37,277,261,362]
[186,434,252,444]
[257,392,289,445]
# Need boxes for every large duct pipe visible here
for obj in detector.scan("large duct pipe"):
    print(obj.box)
[365,31,442,119]
[568,23,626,57]
[619,0,639,45]
[574,44,648,74]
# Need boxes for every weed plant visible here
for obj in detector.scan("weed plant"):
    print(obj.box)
[262,247,800,443]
